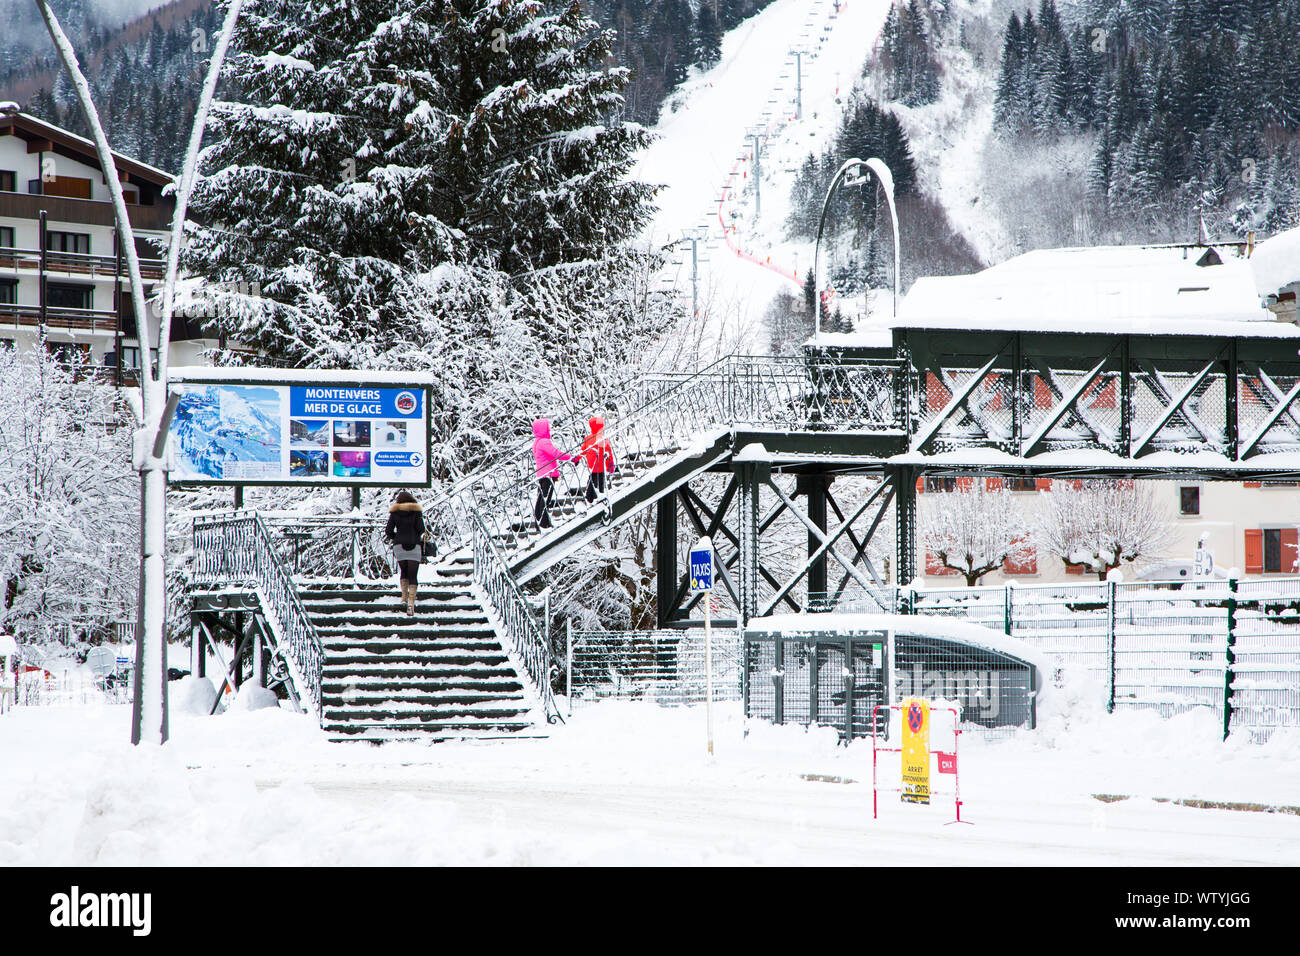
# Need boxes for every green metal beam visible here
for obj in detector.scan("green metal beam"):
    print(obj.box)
[1022,351,1113,457]
[1131,358,1221,457]
[912,351,1004,452]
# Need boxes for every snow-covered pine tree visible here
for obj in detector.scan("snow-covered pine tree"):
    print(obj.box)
[185,0,658,359]
[695,1,723,68]
[431,0,657,274]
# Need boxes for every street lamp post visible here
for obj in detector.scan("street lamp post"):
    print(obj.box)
[812,157,901,337]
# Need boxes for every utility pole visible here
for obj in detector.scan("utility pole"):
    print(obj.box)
[682,230,709,318]
[747,132,764,220]
[793,51,803,120]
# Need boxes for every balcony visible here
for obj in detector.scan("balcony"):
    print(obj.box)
[0,189,173,232]
[0,246,165,281]
[0,301,121,334]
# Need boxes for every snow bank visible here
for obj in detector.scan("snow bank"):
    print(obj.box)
[1,688,1297,864]
[172,676,217,716]
[228,686,280,712]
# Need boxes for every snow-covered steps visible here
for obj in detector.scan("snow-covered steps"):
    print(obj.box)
[299,581,543,744]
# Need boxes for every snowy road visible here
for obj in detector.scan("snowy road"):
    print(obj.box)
[3,697,1298,866]
[262,772,1298,867]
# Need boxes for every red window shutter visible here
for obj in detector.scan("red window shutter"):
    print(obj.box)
[1245,482,1262,488]
[1004,542,1037,575]
[916,476,924,493]
[1091,379,1116,409]
[986,477,1003,490]
[955,477,975,490]
[1035,478,1052,491]
[985,374,1003,411]
[925,551,955,576]
[926,372,951,410]
[1282,529,1299,574]
[1033,375,1051,409]
[1245,529,1264,574]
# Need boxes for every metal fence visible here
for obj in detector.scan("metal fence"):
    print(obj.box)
[565,626,744,712]
[815,576,1300,740]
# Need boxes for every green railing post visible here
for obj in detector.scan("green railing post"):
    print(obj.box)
[1004,583,1014,636]
[1107,578,1117,714]
[1223,575,1238,740]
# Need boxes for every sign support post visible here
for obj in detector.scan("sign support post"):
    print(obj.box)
[690,536,715,756]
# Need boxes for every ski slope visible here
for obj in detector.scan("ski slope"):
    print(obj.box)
[635,0,895,349]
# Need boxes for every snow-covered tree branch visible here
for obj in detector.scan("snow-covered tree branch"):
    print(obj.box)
[1032,479,1173,579]
[920,480,1034,586]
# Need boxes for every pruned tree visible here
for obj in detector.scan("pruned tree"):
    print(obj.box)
[920,479,1035,586]
[1032,479,1172,579]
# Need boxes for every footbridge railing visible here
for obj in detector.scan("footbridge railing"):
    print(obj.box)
[471,510,562,723]
[191,512,326,718]
[424,354,907,554]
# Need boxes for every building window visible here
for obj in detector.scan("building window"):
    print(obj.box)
[1264,530,1282,573]
[45,231,91,255]
[0,279,15,305]
[45,341,91,367]
[1246,528,1299,574]
[925,475,958,493]
[121,346,159,371]
[1179,486,1200,515]
[0,226,13,249]
[0,170,15,192]
[47,283,92,310]
[1006,478,1038,492]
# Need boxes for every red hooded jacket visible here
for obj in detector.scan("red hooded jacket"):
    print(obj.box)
[581,416,615,473]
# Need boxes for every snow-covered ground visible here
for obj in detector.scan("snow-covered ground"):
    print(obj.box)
[3,686,1297,866]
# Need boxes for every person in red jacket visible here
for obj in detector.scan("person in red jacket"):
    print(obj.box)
[581,415,616,503]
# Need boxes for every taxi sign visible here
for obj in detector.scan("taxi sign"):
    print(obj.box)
[689,540,714,594]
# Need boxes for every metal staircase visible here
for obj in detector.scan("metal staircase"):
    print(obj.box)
[187,355,906,741]
[304,567,539,742]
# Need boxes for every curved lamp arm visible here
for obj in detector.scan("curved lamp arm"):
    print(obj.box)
[812,157,901,336]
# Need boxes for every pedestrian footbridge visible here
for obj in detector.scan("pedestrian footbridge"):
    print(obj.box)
[186,325,1300,740]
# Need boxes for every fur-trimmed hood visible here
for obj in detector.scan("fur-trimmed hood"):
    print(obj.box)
[389,501,422,513]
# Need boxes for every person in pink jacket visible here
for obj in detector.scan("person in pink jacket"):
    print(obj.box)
[532,418,576,529]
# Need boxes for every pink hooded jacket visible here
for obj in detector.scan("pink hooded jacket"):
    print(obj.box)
[532,419,576,479]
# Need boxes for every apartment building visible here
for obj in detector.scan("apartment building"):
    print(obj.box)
[0,107,216,380]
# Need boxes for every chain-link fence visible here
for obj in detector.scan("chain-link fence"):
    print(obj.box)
[565,627,743,712]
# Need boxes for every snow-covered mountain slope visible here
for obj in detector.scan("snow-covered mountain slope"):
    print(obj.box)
[634,0,895,350]
[874,0,1010,266]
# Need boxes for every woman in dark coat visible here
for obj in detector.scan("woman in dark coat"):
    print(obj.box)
[384,491,428,615]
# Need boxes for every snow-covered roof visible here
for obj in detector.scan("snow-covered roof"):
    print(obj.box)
[169,366,437,386]
[748,612,1050,677]
[1251,226,1300,299]
[890,243,1297,338]
[0,111,173,185]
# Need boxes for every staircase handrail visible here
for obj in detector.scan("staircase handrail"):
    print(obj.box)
[191,510,326,718]
[470,508,562,723]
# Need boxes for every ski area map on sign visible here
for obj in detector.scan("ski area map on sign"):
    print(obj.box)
[169,380,430,486]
